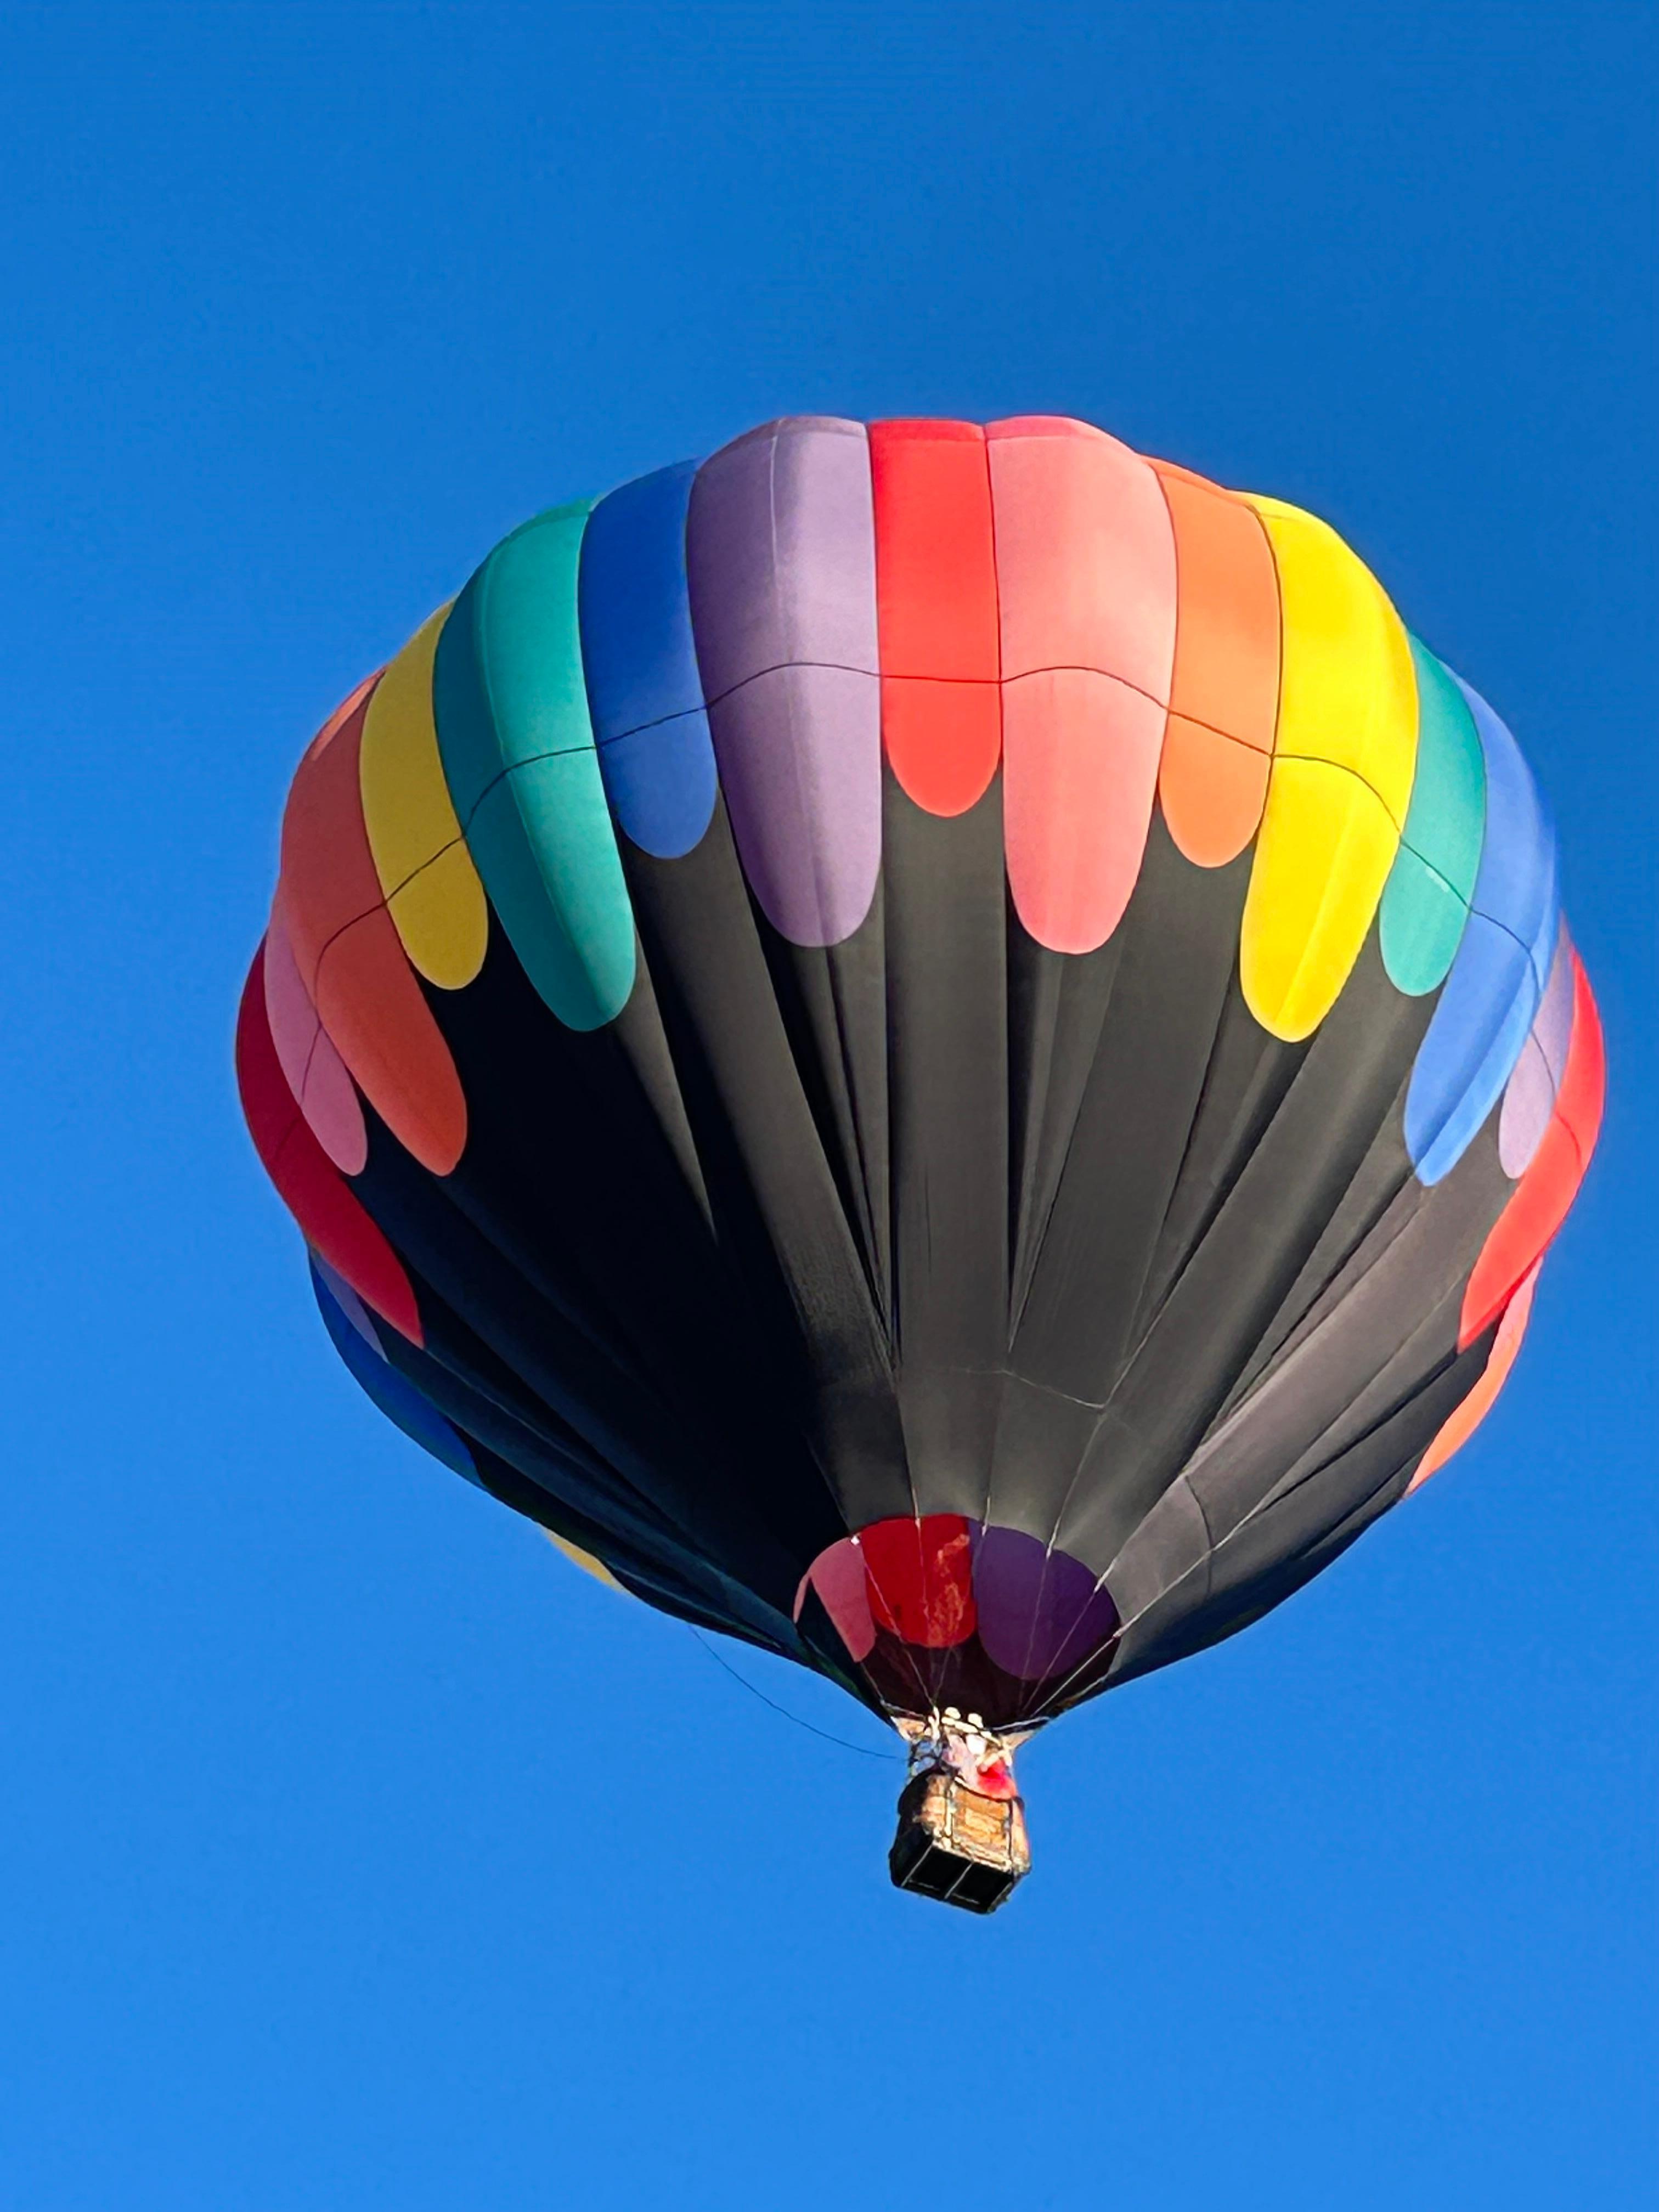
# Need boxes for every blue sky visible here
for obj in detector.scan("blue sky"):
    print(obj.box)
[2,5,1654,2205]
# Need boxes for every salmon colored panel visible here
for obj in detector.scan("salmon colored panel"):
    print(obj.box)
[1460,955,1605,1346]
[988,418,1176,950]
[262,905,368,1174]
[1003,671,1169,951]
[1409,1265,1539,1492]
[986,416,1177,700]
[870,419,1001,816]
[279,681,467,1176]
[235,946,422,1344]
[1152,464,1280,866]
[859,1515,978,1650]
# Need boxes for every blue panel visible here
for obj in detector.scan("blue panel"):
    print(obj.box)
[1404,674,1560,1183]
[311,1262,483,1486]
[578,460,719,858]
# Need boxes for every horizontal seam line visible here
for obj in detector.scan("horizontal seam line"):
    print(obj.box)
[1268,750,1408,838]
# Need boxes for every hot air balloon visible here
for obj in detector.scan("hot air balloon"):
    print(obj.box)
[238,415,1603,1912]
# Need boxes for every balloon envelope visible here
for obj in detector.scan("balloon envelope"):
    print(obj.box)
[239,414,1603,1735]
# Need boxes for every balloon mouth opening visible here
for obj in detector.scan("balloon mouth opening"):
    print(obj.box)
[794,1516,1121,1729]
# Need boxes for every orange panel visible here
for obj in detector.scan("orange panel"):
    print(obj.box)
[1153,464,1280,866]
[278,681,468,1176]
[987,418,1176,950]
[1157,716,1274,870]
[870,419,1001,816]
[1409,1265,1538,1491]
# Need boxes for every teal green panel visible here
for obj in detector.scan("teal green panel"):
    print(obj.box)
[432,567,499,823]
[432,503,635,1030]
[477,503,597,770]
[1381,637,1487,994]
[1379,848,1471,996]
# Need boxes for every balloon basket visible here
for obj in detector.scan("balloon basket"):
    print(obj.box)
[888,1768,1031,1914]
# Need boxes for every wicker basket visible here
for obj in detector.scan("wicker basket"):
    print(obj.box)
[888,1768,1032,1914]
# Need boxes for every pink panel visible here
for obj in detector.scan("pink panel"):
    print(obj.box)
[987,418,1176,952]
[986,418,1177,696]
[799,1537,878,1661]
[262,904,369,1176]
[312,1254,383,1353]
[1001,674,1170,954]
[1498,927,1575,1178]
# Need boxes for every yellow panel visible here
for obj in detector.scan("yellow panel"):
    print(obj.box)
[1248,496,1417,819]
[359,603,488,989]
[543,1527,626,1593]
[1242,759,1401,1041]
[1239,499,1419,1040]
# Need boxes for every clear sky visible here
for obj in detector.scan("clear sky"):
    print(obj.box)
[2,5,1653,2205]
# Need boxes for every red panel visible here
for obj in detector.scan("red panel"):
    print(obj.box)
[858,1515,977,1649]
[1460,954,1605,1347]
[870,419,1001,816]
[278,680,467,1176]
[236,945,424,1344]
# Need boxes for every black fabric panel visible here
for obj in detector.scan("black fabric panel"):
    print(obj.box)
[1188,1282,1471,1558]
[1221,1132,1512,1432]
[1009,820,1249,1407]
[375,1273,811,1627]
[1006,917,1122,1333]
[619,797,912,1534]
[372,1281,822,1658]
[981,1373,1110,1542]
[1103,1329,1491,1690]
[420,920,834,1549]
[883,771,1011,1518]
[461,1436,804,1664]
[1053,933,1438,1573]
[1131,984,1310,1331]
[357,1109,836,1615]
[423,925,720,1396]
[755,886,892,1329]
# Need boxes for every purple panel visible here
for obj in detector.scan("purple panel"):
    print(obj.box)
[1532,922,1577,1086]
[686,417,882,946]
[312,1252,382,1354]
[973,1525,1121,1682]
[1499,925,1576,1177]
